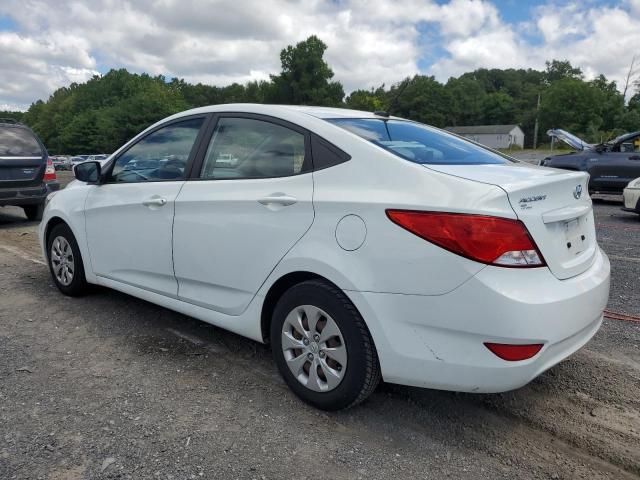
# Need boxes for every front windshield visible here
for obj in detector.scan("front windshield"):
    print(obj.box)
[327,118,514,165]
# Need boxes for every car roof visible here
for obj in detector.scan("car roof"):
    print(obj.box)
[166,103,382,121]
[280,105,381,119]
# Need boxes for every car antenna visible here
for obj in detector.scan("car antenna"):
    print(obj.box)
[373,110,390,117]
[387,77,410,116]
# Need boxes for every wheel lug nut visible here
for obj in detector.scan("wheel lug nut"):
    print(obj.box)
[307,353,314,360]
[313,334,320,342]
[303,338,310,346]
[319,351,326,358]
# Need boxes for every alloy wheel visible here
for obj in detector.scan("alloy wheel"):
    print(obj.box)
[50,236,74,286]
[281,304,347,392]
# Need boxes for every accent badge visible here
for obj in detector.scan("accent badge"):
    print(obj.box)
[573,185,582,199]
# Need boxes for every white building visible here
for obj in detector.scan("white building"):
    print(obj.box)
[445,125,525,149]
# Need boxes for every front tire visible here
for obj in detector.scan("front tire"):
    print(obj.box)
[271,279,381,410]
[47,223,89,296]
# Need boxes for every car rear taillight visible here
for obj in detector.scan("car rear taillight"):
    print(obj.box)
[44,158,57,182]
[386,210,545,267]
[484,343,543,361]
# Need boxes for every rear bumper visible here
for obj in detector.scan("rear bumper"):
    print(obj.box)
[347,248,610,393]
[589,178,627,194]
[0,181,59,207]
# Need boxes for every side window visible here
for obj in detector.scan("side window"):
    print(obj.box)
[310,134,350,170]
[200,117,306,179]
[109,118,203,183]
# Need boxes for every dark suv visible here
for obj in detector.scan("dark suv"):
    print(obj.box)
[0,119,59,221]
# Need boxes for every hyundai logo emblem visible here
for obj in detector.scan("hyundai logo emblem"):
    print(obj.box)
[573,184,582,199]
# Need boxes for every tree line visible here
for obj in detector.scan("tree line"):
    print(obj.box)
[2,35,639,154]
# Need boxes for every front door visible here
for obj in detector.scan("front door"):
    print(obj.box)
[84,117,205,296]
[589,133,640,192]
[173,115,314,315]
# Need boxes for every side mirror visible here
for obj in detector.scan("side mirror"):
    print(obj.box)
[73,161,101,183]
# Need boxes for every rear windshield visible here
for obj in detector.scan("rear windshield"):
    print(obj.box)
[0,126,43,157]
[327,118,513,165]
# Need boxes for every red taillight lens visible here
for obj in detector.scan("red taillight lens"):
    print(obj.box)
[44,158,57,181]
[484,343,543,361]
[386,210,545,267]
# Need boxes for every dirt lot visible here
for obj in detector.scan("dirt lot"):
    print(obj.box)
[0,174,639,479]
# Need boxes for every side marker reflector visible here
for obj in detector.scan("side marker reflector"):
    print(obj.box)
[484,342,543,361]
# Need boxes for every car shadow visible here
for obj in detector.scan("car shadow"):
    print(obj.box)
[591,194,623,204]
[0,207,39,229]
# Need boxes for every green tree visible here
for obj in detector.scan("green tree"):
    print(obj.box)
[268,35,344,106]
[540,78,604,142]
[22,69,187,154]
[544,60,583,83]
[444,76,486,126]
[628,92,640,111]
[481,92,516,125]
[387,76,450,127]
[12,43,636,155]
[345,86,388,112]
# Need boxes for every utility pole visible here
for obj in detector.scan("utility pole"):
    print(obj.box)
[532,91,541,150]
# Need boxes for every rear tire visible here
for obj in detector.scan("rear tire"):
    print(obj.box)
[271,279,381,410]
[47,223,89,296]
[23,204,44,221]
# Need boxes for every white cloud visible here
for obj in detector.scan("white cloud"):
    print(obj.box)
[428,1,640,98]
[0,30,97,110]
[0,0,639,110]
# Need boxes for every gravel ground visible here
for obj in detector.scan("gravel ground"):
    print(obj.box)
[0,177,639,479]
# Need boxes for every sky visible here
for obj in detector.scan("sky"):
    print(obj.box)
[1,0,639,111]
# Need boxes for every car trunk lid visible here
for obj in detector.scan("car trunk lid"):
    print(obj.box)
[426,163,597,280]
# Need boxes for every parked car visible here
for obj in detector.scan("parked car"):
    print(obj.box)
[0,118,59,220]
[70,156,88,165]
[622,177,640,214]
[541,129,640,194]
[51,156,72,171]
[39,105,610,410]
[87,154,109,163]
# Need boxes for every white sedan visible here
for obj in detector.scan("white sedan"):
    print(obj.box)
[623,177,640,214]
[40,104,610,410]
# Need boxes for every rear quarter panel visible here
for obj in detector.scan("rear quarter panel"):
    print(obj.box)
[263,137,516,296]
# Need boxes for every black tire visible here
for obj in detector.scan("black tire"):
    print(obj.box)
[46,223,89,296]
[23,204,44,221]
[271,279,381,410]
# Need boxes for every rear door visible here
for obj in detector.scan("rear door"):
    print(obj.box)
[0,124,46,189]
[172,114,314,315]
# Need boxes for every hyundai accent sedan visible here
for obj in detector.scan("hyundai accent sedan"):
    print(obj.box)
[40,105,610,410]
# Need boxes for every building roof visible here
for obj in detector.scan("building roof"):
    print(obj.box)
[445,125,521,135]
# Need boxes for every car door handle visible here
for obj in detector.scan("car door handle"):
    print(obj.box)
[257,194,297,207]
[142,197,167,207]
[629,155,640,160]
